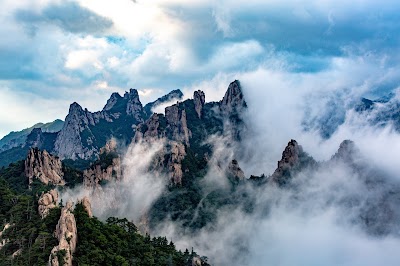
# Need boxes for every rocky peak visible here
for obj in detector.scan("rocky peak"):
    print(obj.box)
[103,92,122,111]
[331,139,359,164]
[227,159,245,182]
[277,139,302,169]
[25,148,65,186]
[38,189,59,218]
[79,197,93,218]
[220,80,247,115]
[165,104,191,145]
[54,102,91,160]
[270,139,313,185]
[69,102,84,115]
[49,201,77,266]
[125,89,144,121]
[193,90,205,118]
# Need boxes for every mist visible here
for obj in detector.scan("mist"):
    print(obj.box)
[61,139,167,223]
[151,63,400,264]
[61,61,400,265]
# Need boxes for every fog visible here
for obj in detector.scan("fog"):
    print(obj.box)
[60,63,400,265]
[62,139,167,223]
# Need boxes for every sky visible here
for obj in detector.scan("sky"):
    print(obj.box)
[1,0,400,138]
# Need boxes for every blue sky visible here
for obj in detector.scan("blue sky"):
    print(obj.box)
[1,0,400,138]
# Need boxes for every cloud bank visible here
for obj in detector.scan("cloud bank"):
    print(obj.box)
[1,0,400,137]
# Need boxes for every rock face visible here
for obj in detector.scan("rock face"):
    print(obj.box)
[165,104,192,146]
[38,189,59,218]
[220,80,247,116]
[79,197,93,218]
[193,90,205,118]
[83,157,122,189]
[271,139,315,185]
[83,140,122,189]
[192,256,202,266]
[25,148,65,186]
[331,139,358,164]
[49,201,77,266]
[227,159,245,182]
[0,223,11,250]
[134,80,248,185]
[134,114,167,143]
[54,89,144,160]
[168,142,187,184]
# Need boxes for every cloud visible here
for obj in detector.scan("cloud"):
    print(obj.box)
[61,139,167,222]
[1,0,400,138]
[14,1,113,35]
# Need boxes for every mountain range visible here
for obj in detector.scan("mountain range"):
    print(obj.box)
[1,80,400,265]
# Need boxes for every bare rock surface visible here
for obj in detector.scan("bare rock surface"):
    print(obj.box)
[38,189,59,218]
[49,201,77,266]
[79,197,93,218]
[227,159,245,181]
[193,90,205,118]
[25,148,65,186]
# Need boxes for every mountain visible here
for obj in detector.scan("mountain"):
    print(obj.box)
[1,80,400,265]
[0,119,63,152]
[0,89,185,166]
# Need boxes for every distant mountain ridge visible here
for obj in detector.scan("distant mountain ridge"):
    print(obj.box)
[0,88,185,166]
[0,119,63,153]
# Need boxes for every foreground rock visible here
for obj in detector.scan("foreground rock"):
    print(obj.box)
[49,201,77,266]
[25,148,65,186]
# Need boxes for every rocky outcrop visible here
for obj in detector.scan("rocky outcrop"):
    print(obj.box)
[38,189,59,218]
[54,102,94,160]
[193,90,205,118]
[168,142,187,184]
[227,159,245,182]
[103,92,121,111]
[83,157,121,189]
[125,89,144,121]
[134,114,167,143]
[165,104,192,146]
[0,223,11,250]
[331,140,359,165]
[220,80,247,116]
[25,148,65,186]
[54,89,144,160]
[100,138,118,154]
[49,201,77,266]
[79,197,93,218]
[192,256,202,266]
[270,139,315,185]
